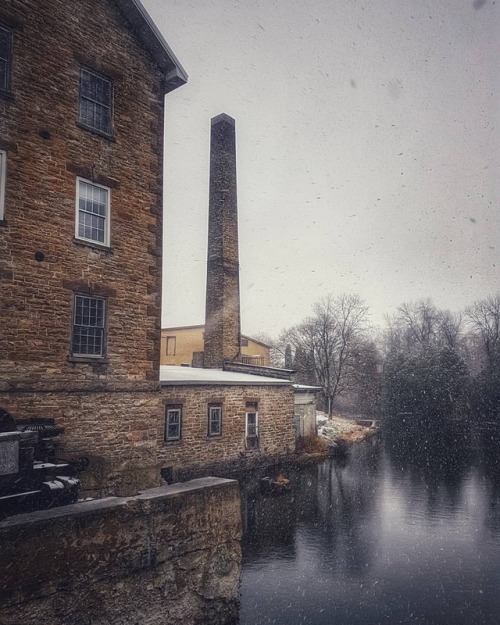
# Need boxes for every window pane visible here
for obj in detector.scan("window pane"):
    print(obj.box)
[0,27,10,92]
[0,27,10,60]
[72,296,105,356]
[166,408,181,440]
[79,69,112,135]
[0,61,6,91]
[95,77,111,105]
[246,412,257,437]
[79,99,95,128]
[77,181,108,244]
[209,406,221,435]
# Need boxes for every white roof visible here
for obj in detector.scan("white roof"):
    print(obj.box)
[292,384,322,392]
[159,365,290,386]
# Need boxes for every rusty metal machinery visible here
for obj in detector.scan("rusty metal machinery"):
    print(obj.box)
[0,410,86,519]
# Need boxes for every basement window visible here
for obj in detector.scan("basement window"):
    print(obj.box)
[245,402,259,449]
[72,295,106,357]
[165,405,182,442]
[208,404,222,437]
[79,68,113,137]
[75,178,110,246]
[0,26,12,94]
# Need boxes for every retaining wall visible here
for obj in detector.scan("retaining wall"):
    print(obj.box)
[0,477,241,625]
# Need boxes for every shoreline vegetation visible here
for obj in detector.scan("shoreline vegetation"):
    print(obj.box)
[295,411,379,460]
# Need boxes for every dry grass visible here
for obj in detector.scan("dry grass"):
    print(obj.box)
[296,435,329,455]
[337,428,369,443]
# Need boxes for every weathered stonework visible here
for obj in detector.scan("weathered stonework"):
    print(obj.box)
[0,0,185,494]
[159,384,296,478]
[3,388,163,496]
[203,114,241,368]
[0,478,242,625]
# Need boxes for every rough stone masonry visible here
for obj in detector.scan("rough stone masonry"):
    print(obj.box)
[203,114,242,368]
[0,0,186,496]
[0,477,242,625]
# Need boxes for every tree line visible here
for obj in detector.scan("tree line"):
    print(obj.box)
[265,293,500,422]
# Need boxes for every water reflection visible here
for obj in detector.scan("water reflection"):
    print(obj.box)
[239,431,500,625]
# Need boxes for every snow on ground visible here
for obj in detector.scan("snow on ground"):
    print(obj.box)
[317,411,373,444]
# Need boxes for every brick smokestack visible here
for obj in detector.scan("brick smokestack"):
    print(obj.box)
[203,113,241,368]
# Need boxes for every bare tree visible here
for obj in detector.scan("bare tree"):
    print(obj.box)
[280,294,370,416]
[437,309,463,350]
[382,299,469,422]
[385,299,464,353]
[398,298,439,347]
[466,294,500,367]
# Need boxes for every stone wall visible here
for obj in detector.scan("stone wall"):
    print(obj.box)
[159,384,296,478]
[0,0,167,494]
[3,387,164,496]
[0,478,241,625]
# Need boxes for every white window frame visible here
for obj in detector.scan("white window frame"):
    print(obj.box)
[165,406,182,442]
[71,294,106,358]
[208,404,222,437]
[75,178,110,246]
[245,403,259,448]
[0,149,5,220]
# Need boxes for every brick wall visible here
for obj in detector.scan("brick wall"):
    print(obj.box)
[159,383,296,477]
[0,0,167,493]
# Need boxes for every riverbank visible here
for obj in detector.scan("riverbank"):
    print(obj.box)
[318,412,379,446]
[293,412,379,464]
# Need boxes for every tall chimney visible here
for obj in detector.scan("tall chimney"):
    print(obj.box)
[203,114,241,368]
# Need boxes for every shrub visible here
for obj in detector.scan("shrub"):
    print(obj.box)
[296,435,328,454]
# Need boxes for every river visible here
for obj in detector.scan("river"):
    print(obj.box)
[238,428,500,625]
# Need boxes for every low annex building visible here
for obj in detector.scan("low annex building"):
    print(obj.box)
[157,113,297,479]
[159,366,295,480]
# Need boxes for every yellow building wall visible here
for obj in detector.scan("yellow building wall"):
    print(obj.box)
[161,326,205,366]
[240,337,270,366]
[161,327,269,367]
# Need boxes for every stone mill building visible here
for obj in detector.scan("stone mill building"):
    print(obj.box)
[0,1,297,496]
[0,0,187,495]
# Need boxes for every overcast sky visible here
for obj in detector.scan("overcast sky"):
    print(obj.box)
[143,0,499,337]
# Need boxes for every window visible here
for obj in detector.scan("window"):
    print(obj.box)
[208,404,222,437]
[0,150,5,220]
[165,405,182,441]
[79,68,112,136]
[166,336,176,356]
[76,178,110,246]
[245,402,259,449]
[72,295,105,357]
[0,26,12,93]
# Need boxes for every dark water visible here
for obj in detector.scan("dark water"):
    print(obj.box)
[238,430,500,625]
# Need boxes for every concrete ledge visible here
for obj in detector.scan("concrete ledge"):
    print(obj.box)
[0,477,237,529]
